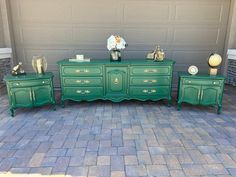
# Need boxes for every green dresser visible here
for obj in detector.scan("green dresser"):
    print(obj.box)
[58,59,175,106]
[4,72,56,116]
[177,73,225,114]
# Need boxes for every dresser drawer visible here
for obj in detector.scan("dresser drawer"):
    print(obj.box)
[183,79,223,86]
[129,86,170,96]
[61,66,103,76]
[8,79,50,87]
[62,77,103,87]
[130,76,170,86]
[63,87,103,97]
[130,66,171,75]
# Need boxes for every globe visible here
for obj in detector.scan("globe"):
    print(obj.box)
[208,53,222,68]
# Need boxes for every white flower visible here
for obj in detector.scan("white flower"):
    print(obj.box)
[107,35,127,51]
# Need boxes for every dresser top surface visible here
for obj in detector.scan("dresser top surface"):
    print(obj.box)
[178,72,225,79]
[4,72,53,81]
[57,59,175,65]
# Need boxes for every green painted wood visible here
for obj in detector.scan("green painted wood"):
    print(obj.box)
[177,72,225,114]
[58,59,175,105]
[4,72,56,116]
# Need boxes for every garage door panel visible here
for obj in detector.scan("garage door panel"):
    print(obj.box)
[19,0,71,22]
[173,28,220,44]
[124,2,170,24]
[124,28,169,44]
[71,0,120,24]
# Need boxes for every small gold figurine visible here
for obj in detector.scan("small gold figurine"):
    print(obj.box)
[12,62,26,76]
[146,45,165,61]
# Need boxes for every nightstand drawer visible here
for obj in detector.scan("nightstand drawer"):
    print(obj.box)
[9,79,50,87]
[183,79,223,86]
[130,76,170,86]
[63,87,103,97]
[61,66,103,76]
[62,77,103,87]
[130,66,170,75]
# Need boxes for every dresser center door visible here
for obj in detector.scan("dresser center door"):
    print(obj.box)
[106,67,127,96]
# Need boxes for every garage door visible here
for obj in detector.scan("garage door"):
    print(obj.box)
[9,0,230,87]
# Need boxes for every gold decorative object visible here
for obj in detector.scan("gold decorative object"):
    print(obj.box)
[208,53,222,75]
[32,56,47,75]
[11,62,26,76]
[146,45,165,61]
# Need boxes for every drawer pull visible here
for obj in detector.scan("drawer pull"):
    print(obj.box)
[143,89,148,93]
[15,83,20,86]
[143,79,157,83]
[76,90,91,94]
[188,81,191,83]
[42,81,45,84]
[75,69,90,73]
[76,80,90,84]
[213,81,217,85]
[114,78,119,84]
[144,69,157,73]
[143,89,157,94]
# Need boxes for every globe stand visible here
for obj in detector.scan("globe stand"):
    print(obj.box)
[209,68,218,75]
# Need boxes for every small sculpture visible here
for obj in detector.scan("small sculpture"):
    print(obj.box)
[11,62,26,76]
[32,56,47,74]
[146,45,165,61]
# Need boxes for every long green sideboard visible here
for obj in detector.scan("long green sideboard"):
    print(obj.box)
[58,59,175,107]
[4,72,56,116]
[177,73,225,114]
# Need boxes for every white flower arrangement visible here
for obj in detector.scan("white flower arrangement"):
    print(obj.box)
[107,35,127,51]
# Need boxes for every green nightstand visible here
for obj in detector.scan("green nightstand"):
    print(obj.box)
[177,72,225,114]
[4,72,56,116]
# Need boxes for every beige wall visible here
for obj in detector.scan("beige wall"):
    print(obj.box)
[0,4,4,47]
[228,1,236,48]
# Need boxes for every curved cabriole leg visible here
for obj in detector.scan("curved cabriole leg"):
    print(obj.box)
[217,106,222,114]
[61,100,65,108]
[168,99,172,107]
[177,103,181,111]
[10,108,15,117]
[52,103,56,111]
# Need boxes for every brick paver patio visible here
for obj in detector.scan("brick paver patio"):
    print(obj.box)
[0,85,236,177]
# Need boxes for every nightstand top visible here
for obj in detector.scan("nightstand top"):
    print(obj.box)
[178,72,225,79]
[3,72,54,81]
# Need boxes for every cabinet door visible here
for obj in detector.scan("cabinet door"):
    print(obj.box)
[10,88,33,108]
[200,86,221,105]
[32,85,52,106]
[180,85,201,105]
[106,67,127,96]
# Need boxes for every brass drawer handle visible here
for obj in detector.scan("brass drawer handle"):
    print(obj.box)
[143,80,157,83]
[84,80,90,83]
[76,90,91,94]
[42,81,45,84]
[76,90,82,93]
[143,89,148,93]
[15,83,20,86]
[143,89,157,94]
[144,69,157,73]
[75,69,90,73]
[76,80,90,84]
[114,78,119,84]
[85,90,91,93]
[188,80,191,83]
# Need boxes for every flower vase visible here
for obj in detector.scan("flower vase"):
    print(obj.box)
[110,50,121,62]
